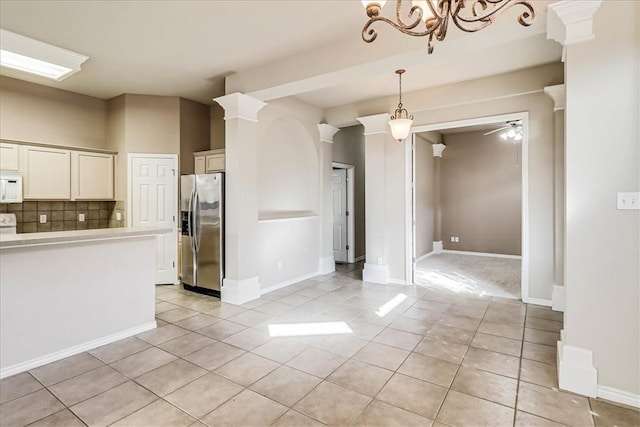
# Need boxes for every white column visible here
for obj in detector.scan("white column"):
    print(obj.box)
[213,93,267,304]
[357,114,391,284]
[432,143,446,253]
[548,0,640,405]
[545,84,566,312]
[318,123,339,274]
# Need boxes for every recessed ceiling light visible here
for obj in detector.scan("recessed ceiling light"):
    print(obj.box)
[0,29,88,81]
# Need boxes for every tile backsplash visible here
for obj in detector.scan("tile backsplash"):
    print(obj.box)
[0,201,125,233]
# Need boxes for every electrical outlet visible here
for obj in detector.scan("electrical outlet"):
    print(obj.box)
[451,236,455,242]
[39,214,47,224]
[617,192,640,210]
[78,213,85,222]
[455,237,460,243]
[116,212,122,221]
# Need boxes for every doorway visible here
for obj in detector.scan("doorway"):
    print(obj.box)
[332,162,355,264]
[409,113,528,300]
[128,153,179,285]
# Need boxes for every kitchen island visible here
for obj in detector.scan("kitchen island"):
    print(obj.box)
[0,227,171,378]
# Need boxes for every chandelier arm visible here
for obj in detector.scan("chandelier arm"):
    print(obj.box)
[395,1,424,31]
[363,16,440,40]
[452,0,536,29]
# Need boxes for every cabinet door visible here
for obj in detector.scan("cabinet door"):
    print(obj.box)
[23,146,71,199]
[205,154,224,172]
[72,151,114,200]
[194,156,205,174]
[0,143,20,170]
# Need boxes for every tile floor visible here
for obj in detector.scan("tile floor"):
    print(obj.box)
[1,263,639,427]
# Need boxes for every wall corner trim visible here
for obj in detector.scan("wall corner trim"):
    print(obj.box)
[432,143,446,157]
[213,92,267,122]
[318,124,340,143]
[557,330,598,397]
[547,1,603,47]
[222,276,261,305]
[357,114,391,136]
[362,263,390,284]
[544,84,566,112]
[552,284,566,312]
[318,256,336,275]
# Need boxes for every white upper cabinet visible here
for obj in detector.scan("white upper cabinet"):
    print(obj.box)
[194,149,225,173]
[71,151,114,200]
[0,142,20,170]
[22,146,71,199]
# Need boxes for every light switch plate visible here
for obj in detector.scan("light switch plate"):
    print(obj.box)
[617,192,640,210]
[39,214,46,224]
[78,213,85,222]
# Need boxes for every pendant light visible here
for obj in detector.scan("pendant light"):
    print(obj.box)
[389,69,413,141]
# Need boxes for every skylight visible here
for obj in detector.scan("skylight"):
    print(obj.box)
[0,29,88,81]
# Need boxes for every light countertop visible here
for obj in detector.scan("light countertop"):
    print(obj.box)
[0,227,172,249]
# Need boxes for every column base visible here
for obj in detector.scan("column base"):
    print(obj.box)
[318,256,335,275]
[363,263,389,284]
[558,330,597,397]
[222,276,261,305]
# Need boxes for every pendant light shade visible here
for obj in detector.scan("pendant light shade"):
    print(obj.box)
[389,118,413,141]
[389,69,413,141]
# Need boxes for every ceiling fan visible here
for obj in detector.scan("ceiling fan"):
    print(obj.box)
[484,120,523,141]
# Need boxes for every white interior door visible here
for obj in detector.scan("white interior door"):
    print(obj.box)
[130,155,178,284]
[333,168,348,263]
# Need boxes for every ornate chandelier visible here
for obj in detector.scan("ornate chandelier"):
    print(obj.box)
[361,0,536,54]
[389,69,413,141]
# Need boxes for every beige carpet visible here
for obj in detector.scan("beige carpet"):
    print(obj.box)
[415,253,521,299]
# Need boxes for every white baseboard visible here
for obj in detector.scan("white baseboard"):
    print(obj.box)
[0,321,157,379]
[354,255,366,263]
[523,297,552,307]
[318,256,335,275]
[261,271,320,295]
[363,263,389,284]
[442,250,521,259]
[433,241,443,254]
[552,284,566,312]
[416,251,434,262]
[389,278,408,285]
[597,385,640,409]
[222,276,261,305]
[557,330,598,397]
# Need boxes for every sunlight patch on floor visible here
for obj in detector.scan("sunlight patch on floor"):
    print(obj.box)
[267,321,353,337]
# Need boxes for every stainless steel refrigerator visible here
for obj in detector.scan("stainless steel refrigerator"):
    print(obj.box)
[180,173,224,297]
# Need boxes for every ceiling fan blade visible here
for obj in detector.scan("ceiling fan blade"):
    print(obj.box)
[483,126,509,135]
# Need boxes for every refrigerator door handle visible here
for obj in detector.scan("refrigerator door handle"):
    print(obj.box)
[194,191,202,253]
[188,188,196,254]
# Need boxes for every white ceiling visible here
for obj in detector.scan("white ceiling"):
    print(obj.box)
[0,1,562,108]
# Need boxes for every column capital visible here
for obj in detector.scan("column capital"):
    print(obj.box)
[213,92,267,122]
[432,143,446,158]
[547,1,602,55]
[317,124,340,143]
[544,84,566,111]
[357,113,391,136]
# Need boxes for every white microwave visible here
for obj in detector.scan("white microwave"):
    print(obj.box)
[0,171,23,203]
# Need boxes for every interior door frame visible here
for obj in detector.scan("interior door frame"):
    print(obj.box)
[127,153,179,285]
[408,112,530,302]
[332,162,356,263]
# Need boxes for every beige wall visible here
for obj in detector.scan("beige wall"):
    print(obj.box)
[415,135,435,257]
[180,99,210,175]
[440,130,522,255]
[0,76,109,150]
[209,104,225,149]
[563,0,639,396]
[332,125,366,260]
